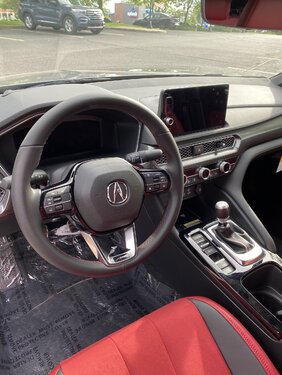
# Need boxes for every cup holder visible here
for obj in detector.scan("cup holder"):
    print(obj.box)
[242,264,282,322]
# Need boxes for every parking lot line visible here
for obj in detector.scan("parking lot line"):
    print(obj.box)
[69,35,84,39]
[0,36,25,42]
[103,32,125,37]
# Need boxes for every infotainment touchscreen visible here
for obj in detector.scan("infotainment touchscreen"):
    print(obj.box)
[159,84,229,136]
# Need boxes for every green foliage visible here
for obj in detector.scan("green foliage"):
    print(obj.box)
[0,0,19,12]
[128,0,201,26]
[0,19,21,26]
[165,0,195,23]
[78,0,100,7]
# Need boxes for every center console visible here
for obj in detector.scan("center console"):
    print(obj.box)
[179,200,282,338]
[149,83,282,370]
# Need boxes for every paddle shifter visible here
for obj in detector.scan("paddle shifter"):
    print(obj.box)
[215,201,254,253]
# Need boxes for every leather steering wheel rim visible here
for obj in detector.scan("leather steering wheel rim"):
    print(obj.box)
[11,90,183,277]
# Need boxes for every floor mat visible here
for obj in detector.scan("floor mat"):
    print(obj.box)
[0,233,180,375]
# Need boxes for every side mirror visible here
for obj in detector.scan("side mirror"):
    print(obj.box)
[202,0,282,30]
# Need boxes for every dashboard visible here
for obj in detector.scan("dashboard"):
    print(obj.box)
[0,75,282,253]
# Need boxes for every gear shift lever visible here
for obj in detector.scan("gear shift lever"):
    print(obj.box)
[215,201,230,227]
[215,201,253,252]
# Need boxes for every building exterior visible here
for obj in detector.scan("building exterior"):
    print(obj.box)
[113,3,145,24]
[0,9,16,20]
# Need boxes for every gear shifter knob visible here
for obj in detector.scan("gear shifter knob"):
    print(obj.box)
[215,201,230,225]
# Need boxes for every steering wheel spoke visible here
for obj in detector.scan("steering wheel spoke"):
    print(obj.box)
[40,182,74,219]
[81,224,137,266]
[139,168,170,195]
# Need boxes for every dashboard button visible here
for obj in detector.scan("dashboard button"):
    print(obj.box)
[191,233,205,242]
[187,175,198,185]
[210,169,220,178]
[216,258,230,269]
[203,246,217,256]
[222,265,235,275]
[193,144,204,155]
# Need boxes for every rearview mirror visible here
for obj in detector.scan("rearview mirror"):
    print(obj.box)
[202,0,282,30]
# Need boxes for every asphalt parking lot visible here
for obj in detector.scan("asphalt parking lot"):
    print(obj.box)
[1,26,282,81]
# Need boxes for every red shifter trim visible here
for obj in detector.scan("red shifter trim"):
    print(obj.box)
[190,297,279,375]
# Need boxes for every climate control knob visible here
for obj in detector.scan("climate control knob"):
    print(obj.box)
[219,161,231,174]
[198,167,210,180]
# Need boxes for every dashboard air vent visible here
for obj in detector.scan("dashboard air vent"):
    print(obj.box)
[156,136,236,165]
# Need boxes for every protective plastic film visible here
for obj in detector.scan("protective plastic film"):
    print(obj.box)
[0,231,179,375]
[0,236,22,291]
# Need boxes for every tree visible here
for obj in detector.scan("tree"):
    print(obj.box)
[133,0,174,27]
[129,0,155,27]
[0,0,19,12]
[190,0,202,26]
[172,0,195,24]
[78,0,104,11]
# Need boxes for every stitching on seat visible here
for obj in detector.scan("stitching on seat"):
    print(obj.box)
[144,315,177,375]
[188,297,276,375]
[107,336,131,375]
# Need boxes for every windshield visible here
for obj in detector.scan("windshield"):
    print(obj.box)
[1,0,281,88]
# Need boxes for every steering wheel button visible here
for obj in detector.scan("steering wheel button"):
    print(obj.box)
[50,190,58,196]
[45,206,55,214]
[146,185,154,192]
[63,202,72,211]
[62,192,71,202]
[44,198,53,205]
[53,196,62,203]
[55,204,63,211]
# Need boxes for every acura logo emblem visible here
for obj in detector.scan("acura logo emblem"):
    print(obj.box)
[107,181,128,205]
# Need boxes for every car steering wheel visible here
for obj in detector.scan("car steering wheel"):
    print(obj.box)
[11,90,183,277]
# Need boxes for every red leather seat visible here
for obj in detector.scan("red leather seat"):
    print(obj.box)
[50,297,279,375]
